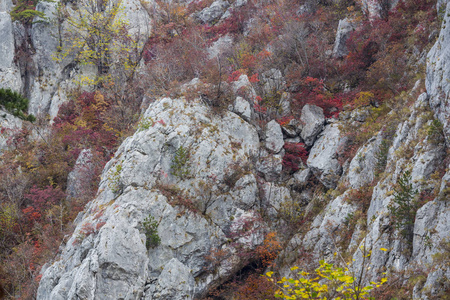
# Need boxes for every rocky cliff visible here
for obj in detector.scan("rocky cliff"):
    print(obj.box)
[1,0,450,299]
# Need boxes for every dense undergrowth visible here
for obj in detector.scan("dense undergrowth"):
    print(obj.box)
[0,0,440,298]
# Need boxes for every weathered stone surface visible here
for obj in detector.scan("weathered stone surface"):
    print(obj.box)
[118,0,152,39]
[37,98,265,299]
[208,34,233,59]
[307,124,342,189]
[0,110,23,151]
[66,149,94,200]
[196,0,230,24]
[361,0,399,20]
[232,74,256,100]
[333,18,356,58]
[0,0,12,12]
[0,12,22,91]
[221,0,247,19]
[410,139,445,187]
[292,168,311,187]
[300,104,325,146]
[426,2,450,143]
[261,68,285,94]
[0,12,14,70]
[232,96,251,122]
[28,1,71,118]
[303,191,357,256]
[265,120,284,153]
[281,118,302,138]
[279,92,291,116]
[347,133,383,189]
[256,148,283,182]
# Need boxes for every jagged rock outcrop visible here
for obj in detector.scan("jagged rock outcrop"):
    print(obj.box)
[0,110,22,151]
[332,18,356,58]
[66,149,94,201]
[426,1,450,144]
[30,0,450,298]
[37,97,283,299]
[346,132,383,189]
[300,104,325,146]
[302,190,357,255]
[196,0,230,24]
[361,0,399,20]
[0,11,22,91]
[0,0,152,120]
[265,120,284,153]
[307,123,342,189]
[232,96,252,122]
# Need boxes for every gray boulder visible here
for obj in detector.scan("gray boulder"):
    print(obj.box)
[300,104,325,146]
[333,18,356,58]
[307,124,342,189]
[265,120,284,153]
[261,68,285,95]
[232,96,251,122]
[196,0,230,24]
[256,148,283,182]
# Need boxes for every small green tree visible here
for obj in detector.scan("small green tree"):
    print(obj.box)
[170,146,191,179]
[0,88,35,122]
[387,170,418,243]
[10,0,50,26]
[142,215,160,249]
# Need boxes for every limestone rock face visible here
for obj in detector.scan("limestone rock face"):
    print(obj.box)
[66,149,94,201]
[306,124,342,189]
[196,0,230,24]
[347,133,383,189]
[0,12,22,91]
[333,18,356,58]
[37,98,271,299]
[28,1,68,117]
[361,0,399,20]
[300,104,325,146]
[0,110,23,151]
[303,191,357,255]
[232,96,251,122]
[265,120,284,153]
[0,0,152,120]
[426,2,450,144]
[0,0,12,12]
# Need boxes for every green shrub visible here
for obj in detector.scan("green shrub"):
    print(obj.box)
[426,119,444,144]
[9,0,52,26]
[142,215,160,249]
[107,163,122,193]
[387,170,418,243]
[170,146,191,179]
[137,117,154,131]
[0,88,35,122]
[374,139,391,176]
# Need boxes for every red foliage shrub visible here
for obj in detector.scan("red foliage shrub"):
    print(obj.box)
[23,185,66,222]
[290,77,344,118]
[282,143,308,173]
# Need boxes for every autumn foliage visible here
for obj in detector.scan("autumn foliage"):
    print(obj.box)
[0,0,440,298]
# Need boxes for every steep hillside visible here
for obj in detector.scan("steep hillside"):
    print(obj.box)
[1,0,449,299]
